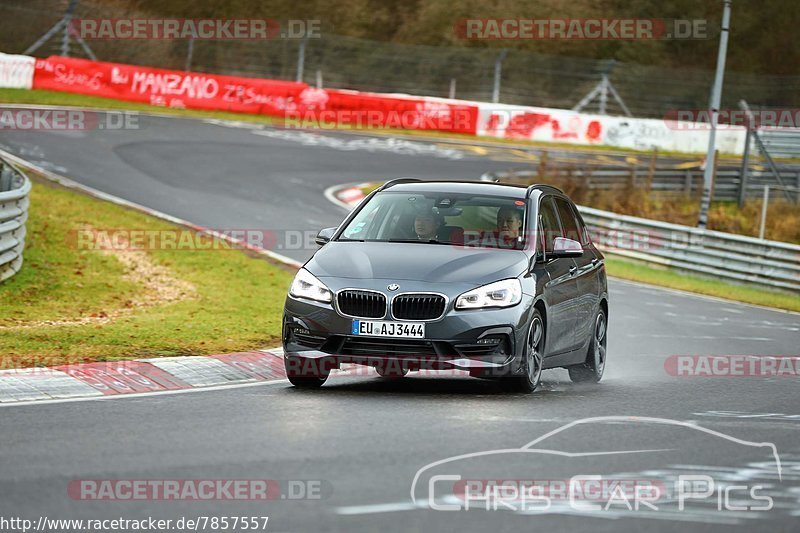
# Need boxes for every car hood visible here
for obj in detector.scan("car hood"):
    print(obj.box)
[306,241,529,285]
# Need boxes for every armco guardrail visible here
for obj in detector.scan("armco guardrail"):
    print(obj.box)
[0,157,30,282]
[577,205,800,292]
[486,167,800,202]
[760,128,800,159]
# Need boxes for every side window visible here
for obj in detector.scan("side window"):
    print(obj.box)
[554,197,581,244]
[538,197,561,254]
[569,203,591,245]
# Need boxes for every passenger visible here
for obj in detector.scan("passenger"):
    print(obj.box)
[496,206,523,242]
[480,206,523,248]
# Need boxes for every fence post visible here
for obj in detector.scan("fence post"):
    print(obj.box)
[759,185,769,240]
[315,69,323,89]
[583,166,593,191]
[796,172,800,204]
[184,36,195,71]
[296,35,309,83]
[709,150,720,202]
[492,50,508,103]
[537,151,549,179]
[646,149,657,192]
[449,78,457,99]
[628,163,637,189]
[738,126,752,207]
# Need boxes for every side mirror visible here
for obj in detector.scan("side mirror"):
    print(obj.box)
[315,227,337,246]
[551,237,583,258]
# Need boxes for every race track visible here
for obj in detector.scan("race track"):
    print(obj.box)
[1,110,798,532]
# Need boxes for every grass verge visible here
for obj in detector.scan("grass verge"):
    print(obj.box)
[0,173,295,369]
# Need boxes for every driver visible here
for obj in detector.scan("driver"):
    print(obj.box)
[414,210,443,241]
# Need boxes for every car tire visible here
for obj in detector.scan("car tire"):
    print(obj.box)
[568,307,607,384]
[375,365,409,378]
[285,356,330,388]
[503,309,544,393]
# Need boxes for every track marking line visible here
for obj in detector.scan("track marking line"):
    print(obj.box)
[0,377,291,408]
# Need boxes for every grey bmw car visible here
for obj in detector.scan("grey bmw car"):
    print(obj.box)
[282,179,608,392]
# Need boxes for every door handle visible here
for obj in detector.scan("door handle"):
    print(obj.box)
[569,266,577,275]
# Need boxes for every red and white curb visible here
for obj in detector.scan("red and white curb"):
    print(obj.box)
[0,349,429,405]
[323,182,371,211]
[0,349,291,405]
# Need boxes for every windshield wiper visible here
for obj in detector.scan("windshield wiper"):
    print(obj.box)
[387,238,451,245]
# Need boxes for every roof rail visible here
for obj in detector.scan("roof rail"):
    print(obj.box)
[525,183,565,198]
[378,177,422,191]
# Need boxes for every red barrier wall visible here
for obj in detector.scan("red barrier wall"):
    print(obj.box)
[33,56,305,116]
[32,56,479,134]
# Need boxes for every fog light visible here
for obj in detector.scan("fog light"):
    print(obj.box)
[477,335,509,356]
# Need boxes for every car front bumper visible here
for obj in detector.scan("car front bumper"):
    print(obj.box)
[282,291,533,376]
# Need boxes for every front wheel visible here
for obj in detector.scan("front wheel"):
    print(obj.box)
[285,356,330,388]
[503,310,544,393]
[375,365,409,378]
[568,308,607,383]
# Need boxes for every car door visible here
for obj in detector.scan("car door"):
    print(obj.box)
[538,196,580,355]
[554,197,598,349]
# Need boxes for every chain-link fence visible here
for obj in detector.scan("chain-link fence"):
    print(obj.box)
[3,0,800,119]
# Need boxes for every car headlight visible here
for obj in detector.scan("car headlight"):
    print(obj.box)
[455,279,522,310]
[289,268,332,303]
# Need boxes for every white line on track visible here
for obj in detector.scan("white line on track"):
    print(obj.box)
[336,502,423,515]
[0,378,291,409]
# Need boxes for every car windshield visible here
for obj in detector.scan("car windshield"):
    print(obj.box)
[338,191,527,249]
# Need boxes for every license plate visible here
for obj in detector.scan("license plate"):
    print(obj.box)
[352,320,425,338]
